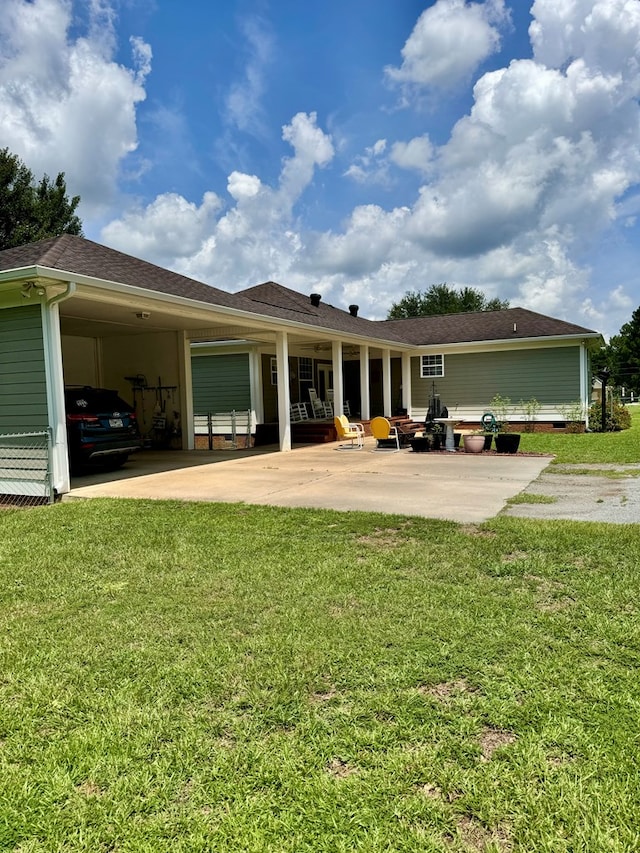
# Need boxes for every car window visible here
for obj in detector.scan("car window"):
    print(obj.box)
[65,388,133,413]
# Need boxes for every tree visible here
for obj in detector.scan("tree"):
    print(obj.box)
[387,283,509,319]
[0,148,82,251]
[596,306,640,394]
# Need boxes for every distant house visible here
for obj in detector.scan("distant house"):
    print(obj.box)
[0,235,602,496]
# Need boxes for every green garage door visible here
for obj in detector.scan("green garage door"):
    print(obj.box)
[191,353,251,413]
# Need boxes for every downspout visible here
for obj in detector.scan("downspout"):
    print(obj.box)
[48,281,77,308]
[42,282,76,496]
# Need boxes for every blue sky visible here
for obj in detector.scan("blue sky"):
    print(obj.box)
[1,0,640,337]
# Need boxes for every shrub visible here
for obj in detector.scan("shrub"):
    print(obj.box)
[487,393,513,432]
[589,399,632,431]
[559,400,585,422]
[520,397,541,432]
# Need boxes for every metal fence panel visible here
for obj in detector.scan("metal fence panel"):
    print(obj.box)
[193,411,253,450]
[0,430,53,506]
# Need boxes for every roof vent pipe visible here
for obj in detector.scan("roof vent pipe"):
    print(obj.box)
[310,293,321,307]
[349,304,359,317]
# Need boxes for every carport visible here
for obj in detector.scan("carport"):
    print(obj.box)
[0,235,411,499]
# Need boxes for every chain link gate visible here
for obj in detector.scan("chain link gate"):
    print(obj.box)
[0,430,54,507]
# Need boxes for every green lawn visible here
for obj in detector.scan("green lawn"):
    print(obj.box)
[517,403,640,463]
[1,492,639,851]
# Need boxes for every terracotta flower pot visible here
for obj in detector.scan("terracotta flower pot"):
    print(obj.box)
[463,434,485,453]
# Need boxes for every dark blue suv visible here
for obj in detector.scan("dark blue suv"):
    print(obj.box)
[64,386,143,473]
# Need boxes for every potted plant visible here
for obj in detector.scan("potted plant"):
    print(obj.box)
[488,394,521,454]
[463,431,486,453]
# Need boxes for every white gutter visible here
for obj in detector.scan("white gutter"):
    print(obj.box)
[0,264,603,353]
[414,333,601,353]
[0,264,414,352]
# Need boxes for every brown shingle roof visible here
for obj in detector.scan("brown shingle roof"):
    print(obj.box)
[379,307,598,345]
[0,235,600,345]
[0,234,244,310]
[238,280,406,340]
[0,236,404,341]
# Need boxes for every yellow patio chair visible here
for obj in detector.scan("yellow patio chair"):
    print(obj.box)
[334,414,365,450]
[370,416,400,451]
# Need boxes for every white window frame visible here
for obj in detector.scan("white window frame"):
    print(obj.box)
[420,354,444,378]
[270,357,278,385]
[298,356,313,381]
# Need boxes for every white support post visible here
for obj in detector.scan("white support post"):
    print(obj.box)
[179,332,194,449]
[382,348,392,416]
[40,300,70,495]
[359,344,370,420]
[276,332,291,451]
[580,342,589,428]
[250,348,264,430]
[332,341,344,416]
[401,352,412,417]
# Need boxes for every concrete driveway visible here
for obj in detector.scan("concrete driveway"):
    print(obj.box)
[64,441,551,523]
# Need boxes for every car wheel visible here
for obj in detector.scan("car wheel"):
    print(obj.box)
[103,454,129,471]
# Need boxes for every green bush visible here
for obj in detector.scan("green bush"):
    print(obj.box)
[519,397,541,432]
[589,399,632,431]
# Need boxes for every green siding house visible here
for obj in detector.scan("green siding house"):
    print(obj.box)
[0,304,49,433]
[0,235,602,497]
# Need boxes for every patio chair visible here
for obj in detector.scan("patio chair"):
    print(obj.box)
[290,402,309,422]
[334,414,365,449]
[326,389,350,416]
[308,388,326,419]
[370,416,400,451]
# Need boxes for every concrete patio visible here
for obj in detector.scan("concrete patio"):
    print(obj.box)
[63,441,552,523]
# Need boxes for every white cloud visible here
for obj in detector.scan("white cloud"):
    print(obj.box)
[385,0,510,91]
[100,0,640,336]
[0,0,150,217]
[390,135,434,174]
[101,192,223,266]
[530,0,640,82]
[224,15,274,136]
[4,0,639,339]
[400,0,640,267]
[278,112,335,204]
[344,139,390,185]
[102,112,335,288]
[292,0,640,330]
[227,172,262,201]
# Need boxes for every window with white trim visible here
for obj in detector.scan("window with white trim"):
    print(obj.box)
[270,357,278,385]
[298,356,313,381]
[420,354,444,378]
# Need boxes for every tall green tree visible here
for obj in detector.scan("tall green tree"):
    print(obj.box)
[0,148,82,251]
[387,283,509,319]
[596,306,640,393]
